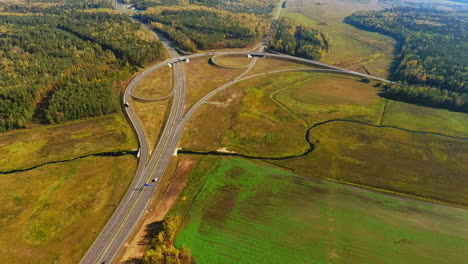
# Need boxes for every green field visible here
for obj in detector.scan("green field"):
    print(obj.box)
[175,157,468,264]
[0,114,137,172]
[0,155,137,264]
[282,0,395,77]
[382,101,468,138]
[179,62,468,205]
[272,121,468,205]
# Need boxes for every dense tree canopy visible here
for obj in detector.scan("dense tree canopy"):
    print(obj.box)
[268,18,330,60]
[346,8,468,92]
[137,1,272,50]
[142,216,193,264]
[346,7,468,111]
[0,1,165,131]
[128,0,276,14]
[382,82,468,112]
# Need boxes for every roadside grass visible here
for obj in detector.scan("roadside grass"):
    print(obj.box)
[382,101,468,138]
[184,57,244,111]
[274,73,386,125]
[282,0,396,78]
[213,55,251,68]
[0,114,137,172]
[175,157,468,264]
[271,121,468,206]
[0,155,137,264]
[131,98,170,151]
[132,65,174,98]
[180,71,315,157]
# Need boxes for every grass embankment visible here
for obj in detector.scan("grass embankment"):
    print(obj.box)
[282,0,395,77]
[0,155,137,264]
[174,157,468,264]
[0,114,136,172]
[184,57,244,111]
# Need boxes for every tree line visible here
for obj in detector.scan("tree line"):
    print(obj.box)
[382,82,468,113]
[346,7,467,112]
[142,215,193,264]
[268,18,330,60]
[0,4,165,131]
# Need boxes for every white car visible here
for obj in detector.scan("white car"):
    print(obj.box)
[151,178,158,182]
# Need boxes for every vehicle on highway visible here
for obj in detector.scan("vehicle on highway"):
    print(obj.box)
[124,102,129,107]
[151,178,158,182]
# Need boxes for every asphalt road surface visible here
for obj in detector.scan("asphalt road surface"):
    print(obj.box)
[79,25,187,264]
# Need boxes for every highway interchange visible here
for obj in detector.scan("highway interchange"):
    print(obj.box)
[81,1,390,263]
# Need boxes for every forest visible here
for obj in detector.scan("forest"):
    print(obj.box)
[137,2,272,50]
[346,7,467,112]
[0,1,165,131]
[127,0,276,14]
[268,18,330,60]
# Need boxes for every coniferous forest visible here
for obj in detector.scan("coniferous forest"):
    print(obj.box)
[135,0,275,50]
[0,0,165,131]
[346,7,468,112]
[268,18,330,60]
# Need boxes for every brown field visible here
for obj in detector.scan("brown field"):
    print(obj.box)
[213,55,251,68]
[0,114,136,172]
[131,98,170,151]
[184,57,244,111]
[248,57,318,76]
[180,72,316,157]
[180,69,387,157]
[0,155,137,264]
[132,65,173,98]
[274,73,386,125]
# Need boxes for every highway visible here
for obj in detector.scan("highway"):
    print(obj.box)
[79,19,187,263]
[81,1,391,263]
